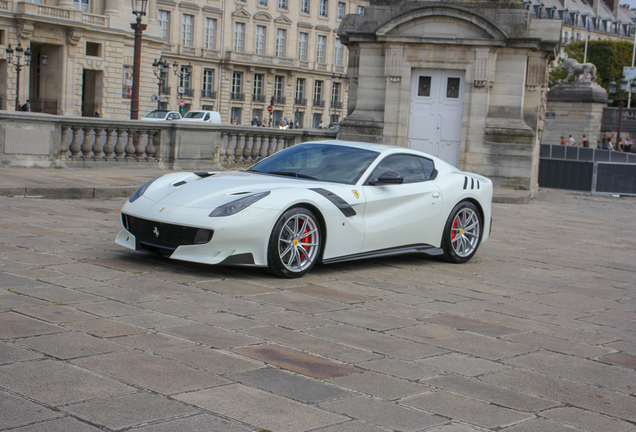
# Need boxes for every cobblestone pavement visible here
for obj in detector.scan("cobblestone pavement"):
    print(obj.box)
[1,189,635,432]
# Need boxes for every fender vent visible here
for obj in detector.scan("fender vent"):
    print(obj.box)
[477,180,480,189]
[471,178,475,189]
[463,176,468,190]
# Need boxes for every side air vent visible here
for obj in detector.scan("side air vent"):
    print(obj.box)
[477,180,480,189]
[173,181,187,187]
[471,178,475,189]
[463,176,468,190]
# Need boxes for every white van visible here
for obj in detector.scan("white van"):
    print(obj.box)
[181,110,222,125]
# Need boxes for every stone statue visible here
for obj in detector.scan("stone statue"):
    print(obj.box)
[561,58,597,82]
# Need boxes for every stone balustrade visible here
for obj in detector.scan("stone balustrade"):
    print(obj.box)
[0,112,338,169]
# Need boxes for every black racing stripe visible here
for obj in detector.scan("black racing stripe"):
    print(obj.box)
[310,188,356,217]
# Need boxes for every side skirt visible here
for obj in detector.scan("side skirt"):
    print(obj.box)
[322,244,443,265]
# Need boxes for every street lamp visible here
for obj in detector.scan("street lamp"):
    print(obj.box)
[5,42,32,111]
[172,61,192,113]
[152,57,170,110]
[609,77,630,144]
[41,54,47,113]
[130,0,148,119]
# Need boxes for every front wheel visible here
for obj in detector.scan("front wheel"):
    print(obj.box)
[439,201,482,263]
[268,207,322,278]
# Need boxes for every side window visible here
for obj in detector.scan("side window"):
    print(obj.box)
[367,154,427,184]
[204,113,210,121]
[419,157,435,179]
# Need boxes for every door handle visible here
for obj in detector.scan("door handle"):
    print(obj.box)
[432,192,440,198]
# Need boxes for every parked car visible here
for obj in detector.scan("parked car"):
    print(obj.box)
[181,110,222,125]
[116,141,493,278]
[143,110,182,121]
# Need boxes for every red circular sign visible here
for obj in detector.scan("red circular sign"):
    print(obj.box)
[178,99,186,107]
[267,105,273,112]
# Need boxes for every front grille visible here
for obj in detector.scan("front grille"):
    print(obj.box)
[122,214,213,251]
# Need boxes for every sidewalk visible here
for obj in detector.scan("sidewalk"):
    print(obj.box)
[0,166,532,203]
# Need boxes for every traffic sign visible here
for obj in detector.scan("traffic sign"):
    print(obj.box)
[177,86,185,95]
[178,99,186,107]
[624,67,636,81]
[267,105,273,112]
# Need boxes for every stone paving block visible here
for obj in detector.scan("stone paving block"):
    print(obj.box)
[63,317,146,338]
[251,310,334,329]
[425,424,484,432]
[31,275,110,290]
[318,308,417,331]
[424,314,521,337]
[16,331,127,359]
[358,357,441,381]
[307,325,447,360]
[189,311,259,329]
[0,292,50,310]
[71,299,146,317]
[0,311,63,339]
[423,374,558,412]
[16,285,103,305]
[309,420,391,432]
[161,323,261,349]
[133,413,254,432]
[599,352,636,370]
[195,278,278,295]
[499,418,582,431]
[233,344,361,379]
[483,369,636,422]
[159,346,263,374]
[175,383,347,432]
[327,371,430,400]
[63,392,200,431]
[113,332,196,351]
[402,390,532,429]
[503,331,614,358]
[541,406,635,432]
[252,291,350,313]
[290,284,371,303]
[8,417,103,432]
[505,351,636,393]
[227,367,352,402]
[390,324,533,360]
[0,391,62,429]
[364,299,441,320]
[244,325,381,363]
[0,360,134,406]
[72,350,229,394]
[317,279,392,297]
[13,305,95,324]
[139,299,213,317]
[0,341,44,364]
[49,262,134,281]
[78,285,164,303]
[319,395,448,432]
[113,312,191,329]
[417,353,508,376]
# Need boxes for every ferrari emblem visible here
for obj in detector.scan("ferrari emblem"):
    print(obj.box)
[352,190,360,199]
[153,227,160,238]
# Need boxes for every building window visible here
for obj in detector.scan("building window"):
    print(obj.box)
[253,109,263,123]
[182,14,193,46]
[158,10,170,41]
[446,77,460,98]
[316,35,326,63]
[234,22,245,52]
[357,5,364,14]
[256,25,266,55]
[232,72,243,94]
[331,82,340,103]
[337,2,345,19]
[74,0,89,12]
[205,18,216,49]
[259,0,267,5]
[276,29,286,57]
[300,0,309,14]
[279,0,287,9]
[231,107,242,124]
[314,80,323,104]
[334,38,343,66]
[312,113,322,128]
[253,73,264,102]
[274,76,284,98]
[296,78,306,104]
[298,32,308,61]
[319,0,327,16]
[202,69,215,98]
[561,30,570,44]
[180,66,191,89]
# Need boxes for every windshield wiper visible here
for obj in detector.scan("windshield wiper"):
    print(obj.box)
[268,171,317,180]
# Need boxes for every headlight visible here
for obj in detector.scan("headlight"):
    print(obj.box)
[129,178,159,203]
[209,191,270,217]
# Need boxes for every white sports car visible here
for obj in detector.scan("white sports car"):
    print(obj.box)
[116,141,492,278]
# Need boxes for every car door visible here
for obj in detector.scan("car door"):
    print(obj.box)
[361,154,442,252]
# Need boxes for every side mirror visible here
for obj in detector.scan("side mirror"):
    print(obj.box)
[369,170,404,185]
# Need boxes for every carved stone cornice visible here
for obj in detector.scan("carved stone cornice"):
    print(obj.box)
[67,28,82,46]
[16,22,34,40]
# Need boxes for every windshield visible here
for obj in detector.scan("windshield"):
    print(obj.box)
[144,111,168,119]
[248,143,379,184]
[184,111,205,119]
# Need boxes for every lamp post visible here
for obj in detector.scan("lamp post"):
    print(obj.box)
[130,0,148,119]
[608,78,634,145]
[5,43,32,111]
[172,61,192,114]
[152,58,169,110]
[41,54,47,113]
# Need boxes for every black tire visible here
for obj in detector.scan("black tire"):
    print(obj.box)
[439,201,482,263]
[267,207,322,278]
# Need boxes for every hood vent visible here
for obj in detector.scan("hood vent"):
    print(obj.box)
[173,181,187,187]
[230,191,252,195]
[194,172,216,178]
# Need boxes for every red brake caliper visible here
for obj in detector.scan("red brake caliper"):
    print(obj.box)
[451,218,458,241]
[300,228,309,260]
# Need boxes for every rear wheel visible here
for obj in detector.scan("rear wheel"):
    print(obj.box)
[268,207,321,278]
[440,201,482,263]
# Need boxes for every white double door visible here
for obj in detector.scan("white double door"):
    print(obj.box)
[408,69,465,167]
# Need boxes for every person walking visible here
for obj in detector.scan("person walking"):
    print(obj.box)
[560,136,565,145]
[568,135,576,146]
[580,135,589,148]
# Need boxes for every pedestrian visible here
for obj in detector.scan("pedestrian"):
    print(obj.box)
[625,136,634,152]
[232,117,238,125]
[596,140,601,149]
[617,138,624,152]
[580,135,589,148]
[560,136,565,145]
[295,120,299,129]
[94,107,101,118]
[601,131,614,150]
[568,135,576,146]
[23,99,31,112]
[318,120,324,129]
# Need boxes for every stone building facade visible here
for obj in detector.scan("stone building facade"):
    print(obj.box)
[337,0,561,193]
[0,0,368,125]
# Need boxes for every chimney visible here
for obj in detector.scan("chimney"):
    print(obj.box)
[604,0,620,18]
[591,0,602,15]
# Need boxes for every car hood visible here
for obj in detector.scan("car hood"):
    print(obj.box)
[141,170,338,208]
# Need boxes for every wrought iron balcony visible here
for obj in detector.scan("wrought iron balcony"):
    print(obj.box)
[313,99,325,108]
[253,94,265,103]
[231,92,245,101]
[201,89,217,99]
[294,98,307,106]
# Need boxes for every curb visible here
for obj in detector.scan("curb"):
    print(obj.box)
[492,192,532,204]
[0,187,136,199]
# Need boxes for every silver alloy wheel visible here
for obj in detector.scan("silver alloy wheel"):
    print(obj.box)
[277,213,320,272]
[450,207,481,258]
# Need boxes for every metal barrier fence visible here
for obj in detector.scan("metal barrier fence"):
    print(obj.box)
[539,144,636,195]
